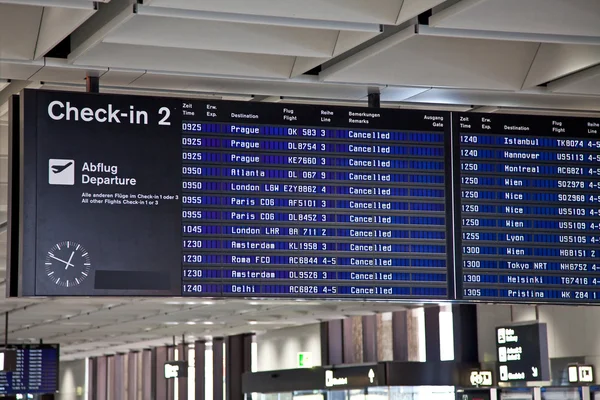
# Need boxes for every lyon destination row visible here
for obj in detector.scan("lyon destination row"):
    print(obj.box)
[180,110,451,298]
[457,113,600,302]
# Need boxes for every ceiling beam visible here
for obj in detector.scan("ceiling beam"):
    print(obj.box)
[135,4,382,33]
[428,0,486,27]
[546,64,600,93]
[417,24,600,46]
[319,25,416,81]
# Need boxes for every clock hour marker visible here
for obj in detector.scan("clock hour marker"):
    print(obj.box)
[57,244,60,250]
[82,272,88,277]
[56,278,60,284]
[75,278,80,284]
[48,272,54,276]
[45,263,51,265]
[84,263,90,266]
[76,244,80,250]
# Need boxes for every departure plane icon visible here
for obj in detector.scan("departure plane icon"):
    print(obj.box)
[49,159,75,185]
[51,161,73,173]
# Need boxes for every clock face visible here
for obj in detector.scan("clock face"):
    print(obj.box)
[44,241,91,287]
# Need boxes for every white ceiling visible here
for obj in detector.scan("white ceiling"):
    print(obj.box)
[1,0,600,360]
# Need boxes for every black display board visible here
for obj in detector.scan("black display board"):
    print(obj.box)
[13,89,600,304]
[495,323,550,382]
[14,89,452,299]
[455,112,600,303]
[0,344,59,395]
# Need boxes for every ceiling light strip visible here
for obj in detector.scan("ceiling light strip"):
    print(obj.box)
[134,5,382,33]
[417,24,600,46]
[0,0,95,9]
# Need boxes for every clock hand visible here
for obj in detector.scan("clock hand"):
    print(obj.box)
[48,254,74,268]
[65,251,75,270]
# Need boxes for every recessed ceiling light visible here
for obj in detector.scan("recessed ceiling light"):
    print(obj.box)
[201,301,214,305]
[165,301,181,305]
[248,301,259,305]
[186,301,197,305]
[203,321,214,325]
[248,321,258,325]
[186,321,197,325]
[164,322,179,325]
[144,327,153,331]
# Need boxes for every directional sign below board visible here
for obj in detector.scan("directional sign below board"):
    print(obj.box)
[323,364,386,389]
[496,323,550,382]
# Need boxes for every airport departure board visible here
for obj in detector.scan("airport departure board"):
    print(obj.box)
[0,345,59,395]
[456,113,600,303]
[16,89,452,298]
[14,89,600,304]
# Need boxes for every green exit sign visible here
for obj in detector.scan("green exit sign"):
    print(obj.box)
[297,352,313,368]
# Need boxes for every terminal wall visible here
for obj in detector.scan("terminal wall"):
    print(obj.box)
[256,323,321,371]
[57,359,87,400]
[478,304,600,367]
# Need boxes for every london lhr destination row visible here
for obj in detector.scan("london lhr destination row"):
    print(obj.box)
[456,113,600,302]
[179,103,451,299]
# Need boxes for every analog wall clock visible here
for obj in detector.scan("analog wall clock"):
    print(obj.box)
[44,241,91,287]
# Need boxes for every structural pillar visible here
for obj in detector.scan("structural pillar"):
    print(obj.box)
[142,349,152,400]
[153,346,169,400]
[127,352,138,400]
[320,319,343,365]
[113,353,125,400]
[195,341,206,400]
[177,343,189,400]
[96,356,108,400]
[167,346,175,400]
[424,306,441,361]
[362,315,377,362]
[452,304,479,363]
[226,334,253,400]
[213,338,224,400]
[392,310,409,361]
[88,358,97,400]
